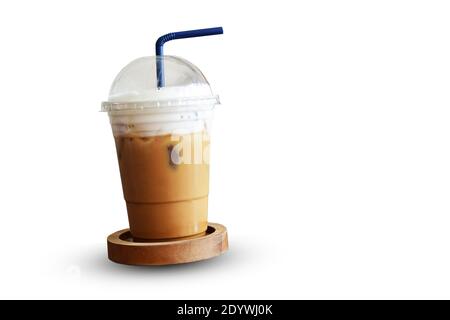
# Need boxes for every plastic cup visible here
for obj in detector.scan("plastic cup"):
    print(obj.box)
[102,56,219,240]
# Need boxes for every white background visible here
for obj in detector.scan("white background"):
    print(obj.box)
[0,0,449,299]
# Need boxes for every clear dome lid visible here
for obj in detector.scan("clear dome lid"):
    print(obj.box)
[101,55,219,111]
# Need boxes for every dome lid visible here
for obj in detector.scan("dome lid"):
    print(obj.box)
[101,55,219,111]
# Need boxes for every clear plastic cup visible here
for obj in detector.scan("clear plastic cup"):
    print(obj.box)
[102,56,219,240]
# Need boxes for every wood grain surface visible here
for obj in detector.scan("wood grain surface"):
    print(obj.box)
[107,223,228,266]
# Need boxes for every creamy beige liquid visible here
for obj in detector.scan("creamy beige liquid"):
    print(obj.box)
[114,131,210,240]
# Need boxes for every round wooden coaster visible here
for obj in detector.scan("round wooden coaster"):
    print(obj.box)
[107,223,228,266]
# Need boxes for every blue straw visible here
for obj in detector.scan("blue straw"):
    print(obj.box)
[155,27,224,88]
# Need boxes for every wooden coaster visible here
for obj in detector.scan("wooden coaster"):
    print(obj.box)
[107,223,228,266]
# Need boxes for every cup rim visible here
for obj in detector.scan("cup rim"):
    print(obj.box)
[101,95,219,112]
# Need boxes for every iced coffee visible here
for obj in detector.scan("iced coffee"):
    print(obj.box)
[114,130,210,240]
[103,56,219,240]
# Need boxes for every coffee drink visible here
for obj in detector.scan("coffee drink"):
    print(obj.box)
[102,56,219,241]
[114,130,210,240]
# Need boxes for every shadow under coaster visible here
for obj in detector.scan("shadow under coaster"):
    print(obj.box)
[107,223,228,266]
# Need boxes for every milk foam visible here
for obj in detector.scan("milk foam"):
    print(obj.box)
[109,111,212,137]
[105,84,217,137]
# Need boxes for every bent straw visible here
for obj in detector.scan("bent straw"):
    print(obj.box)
[155,27,224,88]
